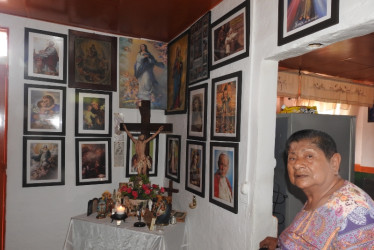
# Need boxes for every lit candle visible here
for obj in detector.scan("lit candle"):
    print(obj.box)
[116,205,125,215]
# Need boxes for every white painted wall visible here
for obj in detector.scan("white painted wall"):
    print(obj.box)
[4,0,374,249]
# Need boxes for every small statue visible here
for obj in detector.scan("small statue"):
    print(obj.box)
[155,199,171,225]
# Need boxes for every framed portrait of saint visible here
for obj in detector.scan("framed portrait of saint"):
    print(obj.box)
[210,1,250,70]
[166,31,189,115]
[23,136,65,187]
[187,83,208,141]
[209,141,238,214]
[23,84,66,136]
[75,89,112,137]
[185,140,206,198]
[24,28,67,83]
[211,71,242,142]
[165,134,181,183]
[75,138,112,186]
[68,30,117,91]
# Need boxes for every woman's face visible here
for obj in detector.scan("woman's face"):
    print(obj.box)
[140,44,146,51]
[287,139,339,192]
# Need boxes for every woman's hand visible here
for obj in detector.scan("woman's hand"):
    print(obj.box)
[259,237,278,250]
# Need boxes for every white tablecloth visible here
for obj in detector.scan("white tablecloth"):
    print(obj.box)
[63,213,187,250]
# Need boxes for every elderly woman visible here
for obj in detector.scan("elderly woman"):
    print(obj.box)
[260,129,374,249]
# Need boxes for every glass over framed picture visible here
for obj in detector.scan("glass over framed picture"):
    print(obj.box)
[165,134,181,183]
[75,89,112,137]
[24,28,67,83]
[187,83,208,141]
[209,141,238,214]
[211,71,242,142]
[23,84,66,136]
[75,138,112,186]
[185,140,206,198]
[23,136,65,187]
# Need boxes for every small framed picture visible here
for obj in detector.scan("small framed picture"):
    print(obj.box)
[209,141,238,214]
[185,140,206,198]
[75,89,112,137]
[23,84,66,136]
[68,29,117,91]
[278,0,339,46]
[211,71,242,142]
[24,28,67,83]
[75,138,112,186]
[126,133,159,177]
[165,134,181,183]
[187,83,208,141]
[23,136,65,187]
[188,11,211,85]
[210,1,250,70]
[166,31,189,115]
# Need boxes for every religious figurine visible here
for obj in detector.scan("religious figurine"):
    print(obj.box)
[155,198,171,225]
[122,124,164,175]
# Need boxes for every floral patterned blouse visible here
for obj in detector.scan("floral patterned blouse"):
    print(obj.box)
[279,181,374,249]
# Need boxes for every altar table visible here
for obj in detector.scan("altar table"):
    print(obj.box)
[63,213,187,250]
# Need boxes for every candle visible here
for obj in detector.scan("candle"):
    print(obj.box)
[116,205,125,215]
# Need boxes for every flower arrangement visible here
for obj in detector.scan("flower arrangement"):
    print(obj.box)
[119,174,165,200]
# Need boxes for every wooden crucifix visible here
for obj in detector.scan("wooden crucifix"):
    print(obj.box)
[120,100,173,175]
[164,180,179,210]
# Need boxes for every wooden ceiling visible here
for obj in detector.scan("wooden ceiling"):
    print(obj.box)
[0,0,222,42]
[279,32,374,86]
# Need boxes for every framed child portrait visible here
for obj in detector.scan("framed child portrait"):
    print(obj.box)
[75,89,112,137]
[165,134,181,183]
[209,141,238,214]
[24,28,67,83]
[23,136,65,187]
[185,140,206,198]
[23,84,66,136]
[126,133,159,177]
[75,138,112,186]
[211,71,242,142]
[187,83,208,141]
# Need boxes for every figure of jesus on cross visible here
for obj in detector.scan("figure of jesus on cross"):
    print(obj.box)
[123,124,164,175]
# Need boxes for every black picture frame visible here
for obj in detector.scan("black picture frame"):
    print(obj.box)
[185,140,206,198]
[187,83,208,141]
[22,136,65,187]
[165,134,181,183]
[210,0,250,70]
[75,138,112,186]
[125,133,159,177]
[166,31,189,115]
[75,89,112,137]
[278,0,340,46]
[23,84,66,136]
[24,28,67,84]
[188,11,211,85]
[368,104,374,122]
[68,29,117,91]
[211,71,242,142]
[209,141,238,214]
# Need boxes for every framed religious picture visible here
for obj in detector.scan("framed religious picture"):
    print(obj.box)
[211,71,242,142]
[166,31,189,115]
[118,37,167,110]
[75,89,112,137]
[209,141,238,214]
[75,138,112,186]
[188,11,211,85]
[278,0,339,46]
[68,29,117,91]
[185,140,206,198]
[210,0,250,70]
[22,136,65,187]
[23,84,66,136]
[125,133,159,177]
[24,28,67,83]
[165,134,181,183]
[187,83,208,141]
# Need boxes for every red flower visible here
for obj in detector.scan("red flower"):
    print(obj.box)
[127,187,132,193]
[145,189,151,195]
[160,187,165,193]
[152,184,159,189]
[132,191,138,199]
